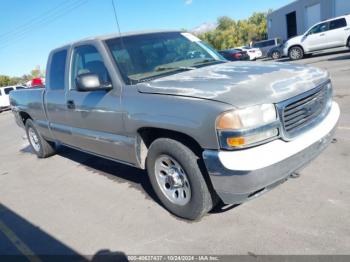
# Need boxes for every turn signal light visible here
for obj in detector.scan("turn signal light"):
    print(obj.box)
[227,137,245,147]
[224,129,278,148]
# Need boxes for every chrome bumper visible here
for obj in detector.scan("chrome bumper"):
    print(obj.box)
[203,102,340,204]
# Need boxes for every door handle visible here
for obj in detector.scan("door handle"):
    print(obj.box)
[67,100,75,109]
[345,28,350,31]
[320,33,325,36]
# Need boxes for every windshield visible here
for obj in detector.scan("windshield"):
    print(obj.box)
[105,32,225,84]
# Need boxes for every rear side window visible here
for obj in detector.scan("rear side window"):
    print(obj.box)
[16,86,25,90]
[49,49,67,90]
[4,87,14,95]
[267,40,275,46]
[330,18,347,30]
[253,40,275,48]
[253,42,262,48]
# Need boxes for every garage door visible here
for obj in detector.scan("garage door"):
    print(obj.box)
[305,3,321,30]
[335,0,350,16]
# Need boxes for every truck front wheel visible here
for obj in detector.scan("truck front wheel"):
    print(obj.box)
[146,138,214,220]
[25,119,56,158]
[289,46,304,60]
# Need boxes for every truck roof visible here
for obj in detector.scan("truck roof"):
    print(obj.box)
[54,29,182,50]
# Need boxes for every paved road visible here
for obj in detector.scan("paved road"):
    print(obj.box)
[0,51,349,257]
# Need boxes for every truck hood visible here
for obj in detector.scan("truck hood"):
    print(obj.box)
[137,62,329,108]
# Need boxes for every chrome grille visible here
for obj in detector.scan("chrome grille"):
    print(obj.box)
[279,82,331,139]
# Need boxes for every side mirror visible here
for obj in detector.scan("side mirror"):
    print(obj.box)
[76,73,112,92]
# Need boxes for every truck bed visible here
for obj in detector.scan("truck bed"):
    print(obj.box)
[10,88,47,128]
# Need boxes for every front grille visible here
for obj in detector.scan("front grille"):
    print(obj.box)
[279,82,331,139]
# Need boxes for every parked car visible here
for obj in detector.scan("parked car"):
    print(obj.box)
[267,44,284,60]
[10,30,339,220]
[252,38,282,57]
[218,49,250,61]
[283,14,350,60]
[0,86,25,112]
[238,46,263,60]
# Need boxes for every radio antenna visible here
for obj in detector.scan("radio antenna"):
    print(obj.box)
[111,0,122,38]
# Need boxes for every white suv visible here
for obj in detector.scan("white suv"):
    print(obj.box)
[283,15,350,60]
[0,86,26,112]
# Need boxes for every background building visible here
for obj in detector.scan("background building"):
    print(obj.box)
[267,0,350,40]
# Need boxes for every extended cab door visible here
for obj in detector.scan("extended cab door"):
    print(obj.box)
[44,48,72,143]
[65,43,135,164]
[303,22,330,51]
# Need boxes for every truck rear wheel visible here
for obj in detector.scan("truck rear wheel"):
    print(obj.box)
[146,138,214,220]
[25,119,56,158]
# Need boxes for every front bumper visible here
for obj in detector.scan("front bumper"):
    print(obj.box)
[203,102,340,204]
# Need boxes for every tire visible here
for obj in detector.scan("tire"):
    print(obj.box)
[271,51,281,60]
[25,119,56,158]
[289,46,304,60]
[146,138,214,220]
[347,37,350,48]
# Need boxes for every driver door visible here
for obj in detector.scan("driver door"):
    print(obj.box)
[65,44,132,163]
[303,22,330,51]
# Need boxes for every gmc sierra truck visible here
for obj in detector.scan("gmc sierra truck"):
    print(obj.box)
[10,31,340,220]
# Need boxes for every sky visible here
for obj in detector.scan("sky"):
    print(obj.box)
[0,0,292,77]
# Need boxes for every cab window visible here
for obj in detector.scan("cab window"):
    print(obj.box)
[308,22,329,35]
[71,45,111,89]
[49,49,67,90]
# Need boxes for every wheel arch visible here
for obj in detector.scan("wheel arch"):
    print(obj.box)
[136,127,204,169]
[18,111,32,125]
[139,127,219,208]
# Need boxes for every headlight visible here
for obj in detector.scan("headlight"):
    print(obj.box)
[216,104,279,149]
[217,104,277,130]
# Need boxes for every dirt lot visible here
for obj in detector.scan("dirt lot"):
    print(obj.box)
[1,50,350,258]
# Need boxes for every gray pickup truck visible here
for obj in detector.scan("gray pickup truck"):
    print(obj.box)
[10,30,340,220]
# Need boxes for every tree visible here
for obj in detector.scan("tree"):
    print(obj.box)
[0,71,45,87]
[0,75,11,87]
[30,69,41,78]
[217,16,235,31]
[197,11,269,50]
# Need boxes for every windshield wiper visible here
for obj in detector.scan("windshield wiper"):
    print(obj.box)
[194,59,225,65]
[134,66,197,83]
[155,66,196,72]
